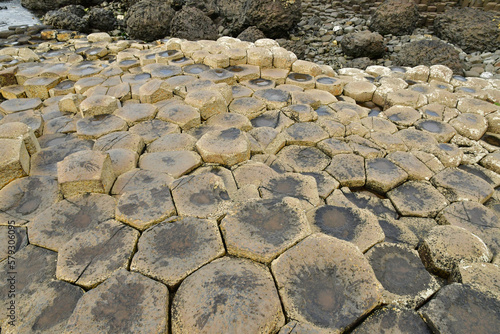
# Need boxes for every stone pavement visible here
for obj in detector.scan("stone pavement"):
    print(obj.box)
[0,31,500,333]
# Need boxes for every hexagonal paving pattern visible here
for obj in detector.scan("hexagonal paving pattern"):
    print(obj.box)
[3,32,500,333]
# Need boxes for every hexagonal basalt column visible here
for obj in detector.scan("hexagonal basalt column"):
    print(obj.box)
[387,181,448,218]
[56,219,139,289]
[131,216,225,287]
[79,95,121,117]
[172,257,284,333]
[184,89,227,120]
[221,197,311,263]
[196,128,250,167]
[115,185,176,231]
[57,150,116,197]
[0,138,30,189]
[271,234,383,332]
[65,269,169,334]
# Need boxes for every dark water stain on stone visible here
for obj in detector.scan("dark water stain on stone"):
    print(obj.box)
[31,282,82,331]
[226,65,244,73]
[368,158,400,176]
[249,78,273,87]
[313,206,356,241]
[153,223,197,258]
[288,72,313,82]
[251,114,278,128]
[91,281,145,332]
[184,64,210,74]
[159,50,179,57]
[481,133,500,147]
[267,177,300,196]
[452,75,467,82]
[419,120,443,133]
[119,59,137,66]
[390,66,406,73]
[161,156,176,166]
[368,109,381,117]
[388,114,402,122]
[190,189,216,206]
[316,77,336,85]
[290,265,346,328]
[424,109,439,117]
[119,199,149,217]
[259,89,290,102]
[56,80,74,90]
[195,293,229,329]
[171,57,190,64]
[219,128,240,140]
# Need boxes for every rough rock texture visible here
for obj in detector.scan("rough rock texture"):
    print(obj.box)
[395,39,464,75]
[43,5,88,32]
[434,7,500,53]
[88,8,117,32]
[126,0,175,42]
[237,26,266,42]
[245,0,302,38]
[341,31,385,59]
[370,0,420,36]
[170,6,218,41]
[21,0,82,12]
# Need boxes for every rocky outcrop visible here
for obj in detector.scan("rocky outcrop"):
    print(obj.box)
[88,8,117,32]
[434,7,500,53]
[170,6,218,40]
[395,39,464,75]
[370,0,420,36]
[245,0,302,38]
[341,31,385,59]
[43,5,88,32]
[21,0,82,13]
[126,0,175,42]
[237,26,266,42]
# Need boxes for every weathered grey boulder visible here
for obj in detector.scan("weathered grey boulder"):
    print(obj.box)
[341,31,385,59]
[126,0,175,41]
[170,6,218,40]
[370,0,420,36]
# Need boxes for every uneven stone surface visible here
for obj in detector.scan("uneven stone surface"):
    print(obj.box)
[419,283,500,334]
[131,216,225,287]
[172,257,285,333]
[2,31,500,333]
[271,234,383,332]
[65,269,169,334]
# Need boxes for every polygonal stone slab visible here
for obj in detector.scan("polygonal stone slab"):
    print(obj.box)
[271,234,383,332]
[129,119,180,144]
[221,197,311,263]
[156,101,201,130]
[0,97,42,114]
[326,153,366,187]
[80,94,120,117]
[114,102,158,126]
[0,138,30,189]
[139,151,202,178]
[28,193,116,251]
[274,145,330,173]
[449,113,488,140]
[306,205,384,252]
[184,89,227,120]
[450,262,500,298]
[395,128,439,151]
[172,257,284,334]
[0,122,41,155]
[57,150,115,197]
[65,269,169,334]
[431,167,494,203]
[365,243,440,308]
[419,283,500,334]
[386,151,434,181]
[303,171,340,199]
[0,175,60,224]
[0,245,57,325]
[419,225,492,278]
[437,201,500,258]
[352,306,432,334]
[259,172,321,210]
[231,161,279,188]
[365,158,408,194]
[1,279,84,334]
[253,88,291,109]
[229,97,266,120]
[131,216,225,287]
[171,173,231,219]
[116,186,176,231]
[76,114,128,139]
[147,133,197,153]
[30,138,93,176]
[0,224,27,261]
[57,219,139,289]
[384,106,421,127]
[0,109,44,137]
[415,119,456,142]
[111,167,173,194]
[284,122,329,146]
[196,128,250,167]
[93,131,145,154]
[388,181,448,217]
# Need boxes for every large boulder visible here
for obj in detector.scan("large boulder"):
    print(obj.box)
[126,0,175,41]
[170,6,218,40]
[370,0,420,36]
[341,31,385,59]
[237,26,266,42]
[216,0,301,38]
[184,0,219,18]
[395,39,464,75]
[434,7,500,53]
[88,8,117,32]
[245,0,302,38]
[43,5,88,32]
[21,0,82,13]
